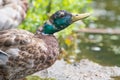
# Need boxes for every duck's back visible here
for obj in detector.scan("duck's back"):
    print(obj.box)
[0,29,59,80]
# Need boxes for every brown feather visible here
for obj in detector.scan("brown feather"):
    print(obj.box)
[0,29,59,80]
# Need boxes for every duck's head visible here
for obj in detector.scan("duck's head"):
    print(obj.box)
[41,10,90,34]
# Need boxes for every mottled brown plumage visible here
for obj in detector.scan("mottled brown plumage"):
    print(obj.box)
[0,29,59,80]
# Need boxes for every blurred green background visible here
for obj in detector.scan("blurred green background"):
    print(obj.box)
[19,0,120,79]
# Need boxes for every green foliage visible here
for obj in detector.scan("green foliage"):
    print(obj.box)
[27,76,56,80]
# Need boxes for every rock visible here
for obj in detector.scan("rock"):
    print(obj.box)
[33,59,120,80]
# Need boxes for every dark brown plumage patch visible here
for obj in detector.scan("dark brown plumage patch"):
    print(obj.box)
[4,39,13,47]
[20,39,29,45]
[0,65,8,80]
[19,46,26,51]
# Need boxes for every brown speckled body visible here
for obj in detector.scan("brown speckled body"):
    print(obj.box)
[0,29,59,80]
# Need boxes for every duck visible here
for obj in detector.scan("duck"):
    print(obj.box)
[0,10,90,80]
[0,0,28,30]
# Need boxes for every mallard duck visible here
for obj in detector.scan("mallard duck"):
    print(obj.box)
[0,10,90,80]
[0,0,28,30]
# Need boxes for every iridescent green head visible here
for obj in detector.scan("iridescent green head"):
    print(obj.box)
[42,10,90,34]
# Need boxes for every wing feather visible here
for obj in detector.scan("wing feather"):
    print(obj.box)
[0,29,59,80]
[0,29,33,46]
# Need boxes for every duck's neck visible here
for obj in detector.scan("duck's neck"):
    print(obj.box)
[38,20,58,35]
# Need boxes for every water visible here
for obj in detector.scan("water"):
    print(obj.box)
[76,33,120,66]
[91,0,120,28]
[76,0,120,66]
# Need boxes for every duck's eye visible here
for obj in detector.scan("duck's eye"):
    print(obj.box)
[59,13,65,18]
